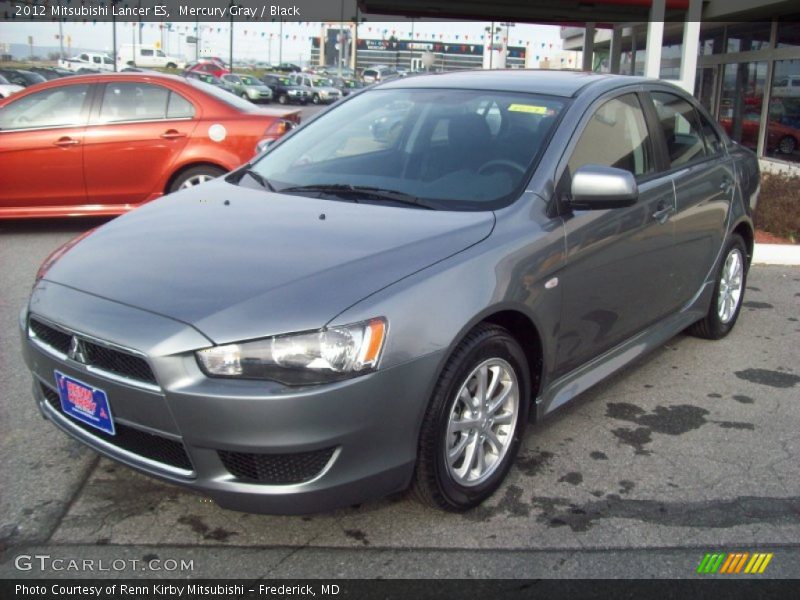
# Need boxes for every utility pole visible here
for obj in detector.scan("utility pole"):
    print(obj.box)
[112,3,118,72]
[279,18,283,65]
[58,20,64,59]
[229,1,236,68]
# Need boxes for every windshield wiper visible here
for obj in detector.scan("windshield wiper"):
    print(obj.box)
[279,184,436,210]
[231,167,275,192]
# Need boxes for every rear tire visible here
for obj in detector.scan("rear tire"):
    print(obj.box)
[168,165,226,193]
[687,234,748,340]
[412,324,530,511]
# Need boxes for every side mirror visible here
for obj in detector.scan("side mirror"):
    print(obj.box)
[569,164,638,210]
[255,139,275,155]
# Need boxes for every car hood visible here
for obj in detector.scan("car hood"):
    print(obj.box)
[44,179,495,345]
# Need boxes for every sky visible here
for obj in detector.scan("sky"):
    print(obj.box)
[0,20,564,64]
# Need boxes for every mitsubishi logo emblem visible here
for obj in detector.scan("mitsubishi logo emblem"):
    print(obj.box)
[68,336,88,364]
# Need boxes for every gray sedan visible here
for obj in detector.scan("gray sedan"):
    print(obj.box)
[21,71,759,514]
[221,73,273,103]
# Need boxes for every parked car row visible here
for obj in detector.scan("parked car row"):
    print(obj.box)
[0,72,300,218]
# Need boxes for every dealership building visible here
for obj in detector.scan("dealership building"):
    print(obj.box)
[358,0,800,173]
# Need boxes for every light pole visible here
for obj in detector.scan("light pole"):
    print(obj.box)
[229,1,236,68]
[278,18,283,65]
[58,19,64,59]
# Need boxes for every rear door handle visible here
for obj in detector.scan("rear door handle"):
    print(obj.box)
[54,136,80,147]
[720,176,733,193]
[160,129,187,139]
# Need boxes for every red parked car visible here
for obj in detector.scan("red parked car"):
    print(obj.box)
[0,72,299,219]
[184,59,230,79]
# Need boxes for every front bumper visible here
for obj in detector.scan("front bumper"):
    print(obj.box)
[20,282,442,514]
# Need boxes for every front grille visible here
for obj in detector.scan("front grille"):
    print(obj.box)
[29,318,71,354]
[29,317,157,386]
[219,447,335,484]
[41,384,192,472]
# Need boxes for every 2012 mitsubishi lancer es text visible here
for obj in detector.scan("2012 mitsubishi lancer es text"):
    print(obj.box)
[21,71,760,513]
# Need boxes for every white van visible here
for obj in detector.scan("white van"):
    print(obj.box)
[772,75,800,98]
[118,45,185,69]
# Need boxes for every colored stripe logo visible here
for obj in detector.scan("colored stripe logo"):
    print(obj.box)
[697,552,773,574]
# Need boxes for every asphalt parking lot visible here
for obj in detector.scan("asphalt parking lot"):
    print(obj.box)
[1,104,799,579]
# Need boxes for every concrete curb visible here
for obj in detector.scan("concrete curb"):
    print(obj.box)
[752,243,800,266]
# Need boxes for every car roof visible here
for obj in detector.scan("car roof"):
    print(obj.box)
[377,69,648,98]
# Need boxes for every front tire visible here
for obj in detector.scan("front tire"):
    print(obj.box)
[688,234,748,340]
[312,93,320,105]
[169,165,226,193]
[413,324,530,511]
[278,93,288,105]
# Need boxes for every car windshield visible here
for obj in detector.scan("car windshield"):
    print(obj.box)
[185,78,258,111]
[240,75,260,86]
[248,88,564,210]
[313,78,331,87]
[0,75,8,84]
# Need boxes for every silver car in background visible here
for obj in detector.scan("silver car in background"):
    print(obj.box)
[221,73,273,103]
[21,71,759,514]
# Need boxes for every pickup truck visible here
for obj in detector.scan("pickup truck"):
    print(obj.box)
[58,53,115,72]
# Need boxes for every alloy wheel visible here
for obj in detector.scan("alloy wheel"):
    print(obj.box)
[444,358,519,487]
[717,247,744,323]
[179,174,214,189]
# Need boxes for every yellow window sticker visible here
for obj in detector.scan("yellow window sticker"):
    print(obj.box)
[508,104,548,114]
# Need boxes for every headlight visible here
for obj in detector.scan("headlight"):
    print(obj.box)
[196,318,387,385]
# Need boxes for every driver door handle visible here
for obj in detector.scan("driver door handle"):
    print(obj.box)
[652,201,673,224]
[54,136,80,147]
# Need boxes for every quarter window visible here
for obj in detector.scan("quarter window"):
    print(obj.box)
[696,110,724,155]
[167,92,195,119]
[568,93,654,178]
[651,92,707,167]
[0,84,90,130]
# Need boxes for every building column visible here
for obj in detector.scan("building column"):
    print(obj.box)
[582,22,595,71]
[677,0,702,93]
[609,25,622,74]
[644,0,665,78]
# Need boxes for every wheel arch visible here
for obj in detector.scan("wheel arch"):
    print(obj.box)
[164,161,229,194]
[435,306,546,419]
[732,218,754,267]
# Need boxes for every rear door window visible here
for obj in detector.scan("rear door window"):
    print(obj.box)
[651,91,708,167]
[98,82,169,123]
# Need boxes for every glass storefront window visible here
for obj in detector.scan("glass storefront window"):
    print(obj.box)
[695,67,717,114]
[699,27,725,56]
[659,41,682,79]
[765,59,800,162]
[726,23,772,53]
[776,22,800,49]
[718,61,768,151]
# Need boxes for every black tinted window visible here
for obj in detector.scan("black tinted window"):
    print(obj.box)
[99,82,169,122]
[651,92,707,167]
[568,93,654,178]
